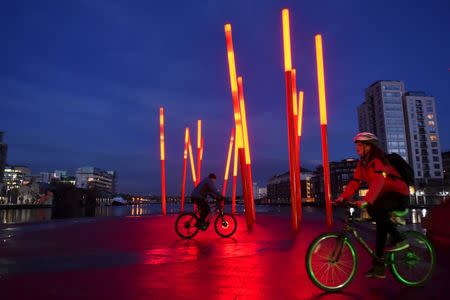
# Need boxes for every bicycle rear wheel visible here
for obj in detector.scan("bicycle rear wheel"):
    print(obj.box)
[306,233,358,292]
[214,213,237,238]
[175,212,199,239]
[390,231,435,287]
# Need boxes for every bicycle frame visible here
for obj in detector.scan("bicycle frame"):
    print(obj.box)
[193,200,224,224]
[334,206,380,263]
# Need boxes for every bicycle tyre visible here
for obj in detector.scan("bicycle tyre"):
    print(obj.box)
[214,213,237,238]
[175,212,199,239]
[306,233,358,292]
[390,230,435,287]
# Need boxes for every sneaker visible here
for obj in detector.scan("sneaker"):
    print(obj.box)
[385,240,410,252]
[195,221,208,230]
[365,265,386,279]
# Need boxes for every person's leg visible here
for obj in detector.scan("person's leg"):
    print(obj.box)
[368,195,391,259]
[365,196,390,278]
[383,193,410,250]
[196,198,209,224]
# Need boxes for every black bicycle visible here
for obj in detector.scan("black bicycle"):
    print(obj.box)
[306,201,435,292]
[175,199,237,239]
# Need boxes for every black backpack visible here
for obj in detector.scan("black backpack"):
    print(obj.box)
[385,153,415,186]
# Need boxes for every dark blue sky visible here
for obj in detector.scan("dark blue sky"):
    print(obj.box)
[1,0,449,194]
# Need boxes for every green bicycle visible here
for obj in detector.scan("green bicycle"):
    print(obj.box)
[306,201,435,292]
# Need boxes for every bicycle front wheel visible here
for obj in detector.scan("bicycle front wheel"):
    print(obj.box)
[175,212,199,239]
[390,231,435,287]
[306,233,358,292]
[214,213,237,238]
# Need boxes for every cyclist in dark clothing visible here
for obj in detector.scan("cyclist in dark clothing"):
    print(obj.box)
[191,173,224,229]
[335,132,410,279]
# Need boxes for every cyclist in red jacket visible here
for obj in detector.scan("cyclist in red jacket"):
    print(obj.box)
[335,132,410,279]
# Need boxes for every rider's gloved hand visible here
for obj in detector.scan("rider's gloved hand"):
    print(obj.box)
[333,195,345,205]
[355,200,368,208]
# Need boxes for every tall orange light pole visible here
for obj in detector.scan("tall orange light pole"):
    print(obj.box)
[231,134,238,214]
[237,76,256,221]
[180,127,189,212]
[224,23,253,229]
[297,90,304,221]
[159,107,166,216]
[291,70,302,225]
[188,134,197,185]
[223,128,235,197]
[315,34,333,227]
[282,8,298,231]
[196,120,202,185]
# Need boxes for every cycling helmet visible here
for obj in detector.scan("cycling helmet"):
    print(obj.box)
[353,132,379,146]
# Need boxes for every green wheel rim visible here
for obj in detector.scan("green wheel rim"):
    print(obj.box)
[390,231,435,287]
[306,233,358,292]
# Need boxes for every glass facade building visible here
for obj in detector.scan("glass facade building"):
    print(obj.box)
[403,92,443,181]
[358,80,409,161]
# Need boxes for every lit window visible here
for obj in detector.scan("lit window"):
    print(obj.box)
[428,120,435,126]
[427,114,434,119]
[430,135,437,142]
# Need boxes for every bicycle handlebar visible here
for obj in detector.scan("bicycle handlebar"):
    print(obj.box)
[333,200,359,209]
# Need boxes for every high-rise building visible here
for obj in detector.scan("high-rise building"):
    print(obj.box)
[442,151,450,184]
[402,92,443,182]
[358,80,408,161]
[0,132,7,192]
[3,165,31,191]
[76,167,116,194]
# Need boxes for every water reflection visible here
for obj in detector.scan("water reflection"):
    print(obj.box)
[0,204,430,225]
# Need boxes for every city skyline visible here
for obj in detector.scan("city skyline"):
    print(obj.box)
[1,0,450,194]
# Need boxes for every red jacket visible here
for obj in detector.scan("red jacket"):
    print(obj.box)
[340,157,410,204]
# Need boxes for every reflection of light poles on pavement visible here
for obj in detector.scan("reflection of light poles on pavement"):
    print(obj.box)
[415,190,425,205]
[439,191,449,204]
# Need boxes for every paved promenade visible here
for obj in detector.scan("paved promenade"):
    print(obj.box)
[1,208,448,299]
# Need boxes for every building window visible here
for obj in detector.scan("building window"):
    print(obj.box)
[434,164,440,169]
[431,142,438,148]
[433,156,439,162]
[415,149,419,154]
[383,86,401,91]
[416,156,420,162]
[427,114,434,119]
[435,171,441,177]
[428,120,435,126]
[417,171,422,177]
[383,92,401,97]
[432,149,438,155]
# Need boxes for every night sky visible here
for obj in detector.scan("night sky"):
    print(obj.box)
[1,0,449,194]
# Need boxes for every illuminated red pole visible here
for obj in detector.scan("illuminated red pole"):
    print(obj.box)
[237,76,256,221]
[196,120,202,185]
[180,127,189,212]
[159,107,166,216]
[188,135,197,185]
[282,8,298,231]
[231,139,238,214]
[315,34,333,227]
[291,70,302,225]
[200,137,204,162]
[224,23,253,229]
[297,91,304,223]
[223,128,235,197]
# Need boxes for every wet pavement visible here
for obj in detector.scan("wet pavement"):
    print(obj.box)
[0,208,448,299]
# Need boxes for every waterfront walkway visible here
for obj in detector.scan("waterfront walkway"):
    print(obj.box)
[1,208,448,299]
